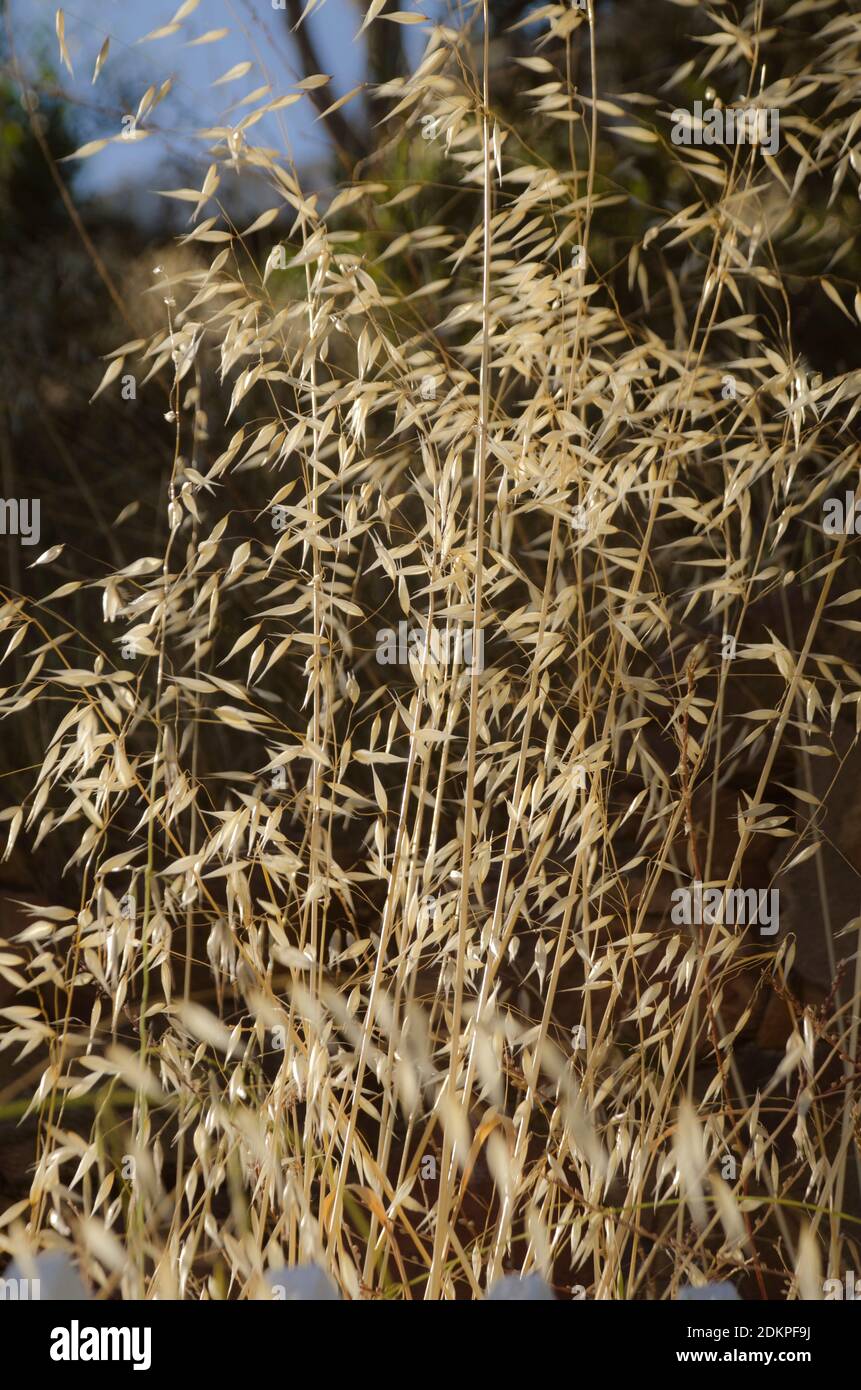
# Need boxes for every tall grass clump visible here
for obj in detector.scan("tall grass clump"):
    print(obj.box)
[2,0,861,1299]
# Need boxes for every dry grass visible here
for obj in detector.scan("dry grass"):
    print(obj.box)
[1,0,861,1299]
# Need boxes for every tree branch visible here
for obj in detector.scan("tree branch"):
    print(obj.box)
[285,0,367,167]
